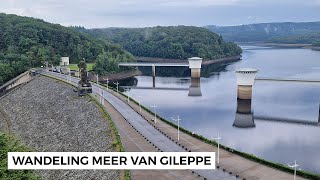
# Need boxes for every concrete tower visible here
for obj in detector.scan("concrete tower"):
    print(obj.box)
[235,68,258,100]
[188,57,203,78]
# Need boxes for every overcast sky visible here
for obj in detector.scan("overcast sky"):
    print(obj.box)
[1,0,320,28]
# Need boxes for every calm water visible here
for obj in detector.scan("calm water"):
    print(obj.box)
[123,46,320,174]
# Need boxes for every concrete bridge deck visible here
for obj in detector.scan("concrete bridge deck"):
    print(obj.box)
[118,62,189,67]
[43,71,306,180]
[255,116,320,126]
[121,86,189,91]
[255,77,320,83]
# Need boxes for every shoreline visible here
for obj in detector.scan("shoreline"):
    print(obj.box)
[239,42,320,50]
[89,69,142,83]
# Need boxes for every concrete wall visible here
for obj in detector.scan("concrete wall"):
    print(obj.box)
[0,71,33,96]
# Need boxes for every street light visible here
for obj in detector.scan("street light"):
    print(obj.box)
[288,161,299,180]
[96,74,99,84]
[113,81,119,96]
[212,134,221,165]
[67,67,71,83]
[137,95,142,113]
[100,90,104,105]
[171,115,181,141]
[150,104,157,124]
[106,77,109,91]
[124,88,130,103]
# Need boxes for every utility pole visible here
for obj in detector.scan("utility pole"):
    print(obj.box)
[96,74,99,83]
[288,161,299,180]
[100,90,104,105]
[113,82,119,96]
[67,67,71,83]
[212,134,221,164]
[171,115,181,141]
[124,88,130,103]
[138,95,142,113]
[106,77,109,91]
[150,104,157,124]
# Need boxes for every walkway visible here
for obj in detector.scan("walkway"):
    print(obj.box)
[93,94,198,180]
[44,71,234,180]
[44,71,306,180]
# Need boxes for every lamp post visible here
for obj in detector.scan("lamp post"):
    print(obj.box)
[96,74,99,83]
[106,77,109,91]
[67,67,71,83]
[124,88,130,103]
[288,161,299,180]
[138,95,142,113]
[150,104,157,124]
[171,115,181,141]
[212,134,221,164]
[113,82,119,96]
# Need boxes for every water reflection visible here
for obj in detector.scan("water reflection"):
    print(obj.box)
[125,47,320,174]
[137,60,240,78]
[188,78,202,96]
[233,99,255,128]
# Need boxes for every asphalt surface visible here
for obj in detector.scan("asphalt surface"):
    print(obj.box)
[43,71,236,180]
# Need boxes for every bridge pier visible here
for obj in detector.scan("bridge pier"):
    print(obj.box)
[188,57,203,78]
[233,99,255,128]
[188,78,202,96]
[318,104,320,123]
[235,68,258,100]
[152,64,156,87]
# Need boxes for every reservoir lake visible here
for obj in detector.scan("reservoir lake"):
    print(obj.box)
[122,46,320,174]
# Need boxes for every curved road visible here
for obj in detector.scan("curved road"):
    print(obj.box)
[43,71,236,180]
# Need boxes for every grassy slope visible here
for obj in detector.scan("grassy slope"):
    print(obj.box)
[0,133,41,180]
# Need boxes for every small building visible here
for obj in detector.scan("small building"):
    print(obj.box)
[60,57,70,66]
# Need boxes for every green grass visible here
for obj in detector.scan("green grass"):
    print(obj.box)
[0,132,41,180]
[68,63,94,71]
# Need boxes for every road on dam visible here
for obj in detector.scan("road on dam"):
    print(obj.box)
[42,71,307,180]
[42,71,236,180]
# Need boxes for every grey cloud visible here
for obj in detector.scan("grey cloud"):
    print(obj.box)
[0,0,319,28]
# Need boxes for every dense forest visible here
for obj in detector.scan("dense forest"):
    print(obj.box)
[205,22,320,43]
[75,26,242,60]
[267,32,320,44]
[0,13,133,85]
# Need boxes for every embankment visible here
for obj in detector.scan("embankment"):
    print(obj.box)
[0,76,119,180]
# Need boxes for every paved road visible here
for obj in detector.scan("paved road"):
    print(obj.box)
[43,71,236,180]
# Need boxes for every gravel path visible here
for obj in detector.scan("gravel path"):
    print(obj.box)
[0,76,119,180]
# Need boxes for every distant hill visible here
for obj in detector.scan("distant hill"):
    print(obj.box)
[267,32,320,44]
[0,13,133,85]
[75,26,242,60]
[205,22,320,43]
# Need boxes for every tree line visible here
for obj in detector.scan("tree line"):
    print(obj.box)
[0,13,133,85]
[76,26,242,60]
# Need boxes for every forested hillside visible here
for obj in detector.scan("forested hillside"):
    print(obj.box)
[0,13,133,85]
[267,32,320,44]
[205,22,320,42]
[76,26,242,60]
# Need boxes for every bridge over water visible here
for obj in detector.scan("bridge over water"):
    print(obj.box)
[255,77,320,83]
[119,58,203,88]
[118,62,189,67]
